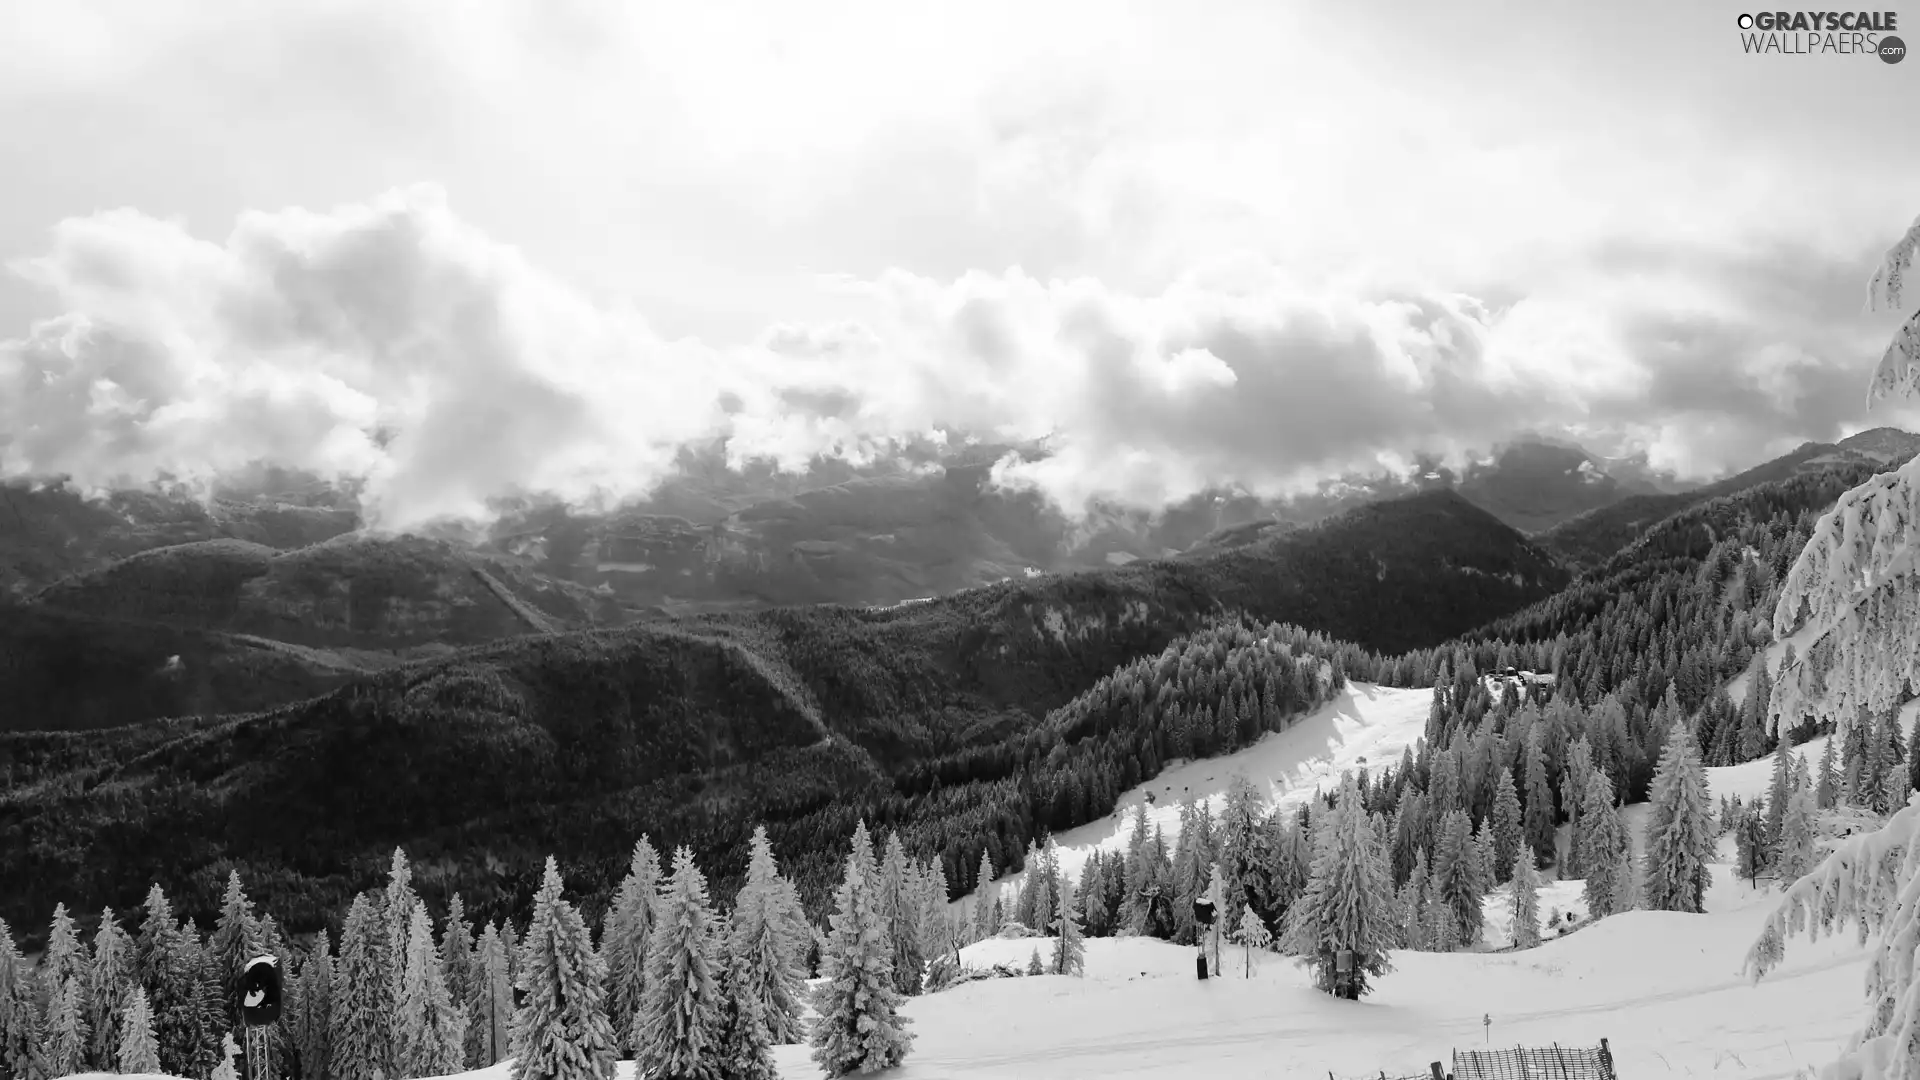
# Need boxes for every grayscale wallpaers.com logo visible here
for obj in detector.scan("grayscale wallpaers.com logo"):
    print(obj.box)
[1736,10,1905,61]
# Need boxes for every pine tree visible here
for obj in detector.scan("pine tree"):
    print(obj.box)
[600,836,662,1058]
[972,849,997,944]
[1522,725,1557,866]
[0,920,31,1080]
[329,895,390,1080]
[1774,790,1818,889]
[135,885,205,1079]
[710,927,775,1080]
[116,987,161,1075]
[1234,906,1272,977]
[211,1032,241,1080]
[1578,769,1629,920]
[1766,735,1795,847]
[208,871,259,1032]
[1644,717,1715,913]
[1432,808,1484,947]
[1816,736,1840,809]
[877,833,925,996]
[1052,876,1086,977]
[439,895,476,1046]
[1508,850,1540,950]
[1280,775,1396,997]
[810,832,914,1077]
[729,827,807,1046]
[85,908,135,1071]
[41,976,88,1079]
[396,900,465,1079]
[634,848,722,1080]
[43,903,88,1014]
[1734,806,1768,885]
[1489,768,1524,883]
[512,857,617,1080]
[294,934,333,1080]
[468,921,513,1069]
[380,850,417,1079]
[1025,947,1044,975]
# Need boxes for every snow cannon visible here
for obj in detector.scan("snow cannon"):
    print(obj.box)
[239,955,281,1027]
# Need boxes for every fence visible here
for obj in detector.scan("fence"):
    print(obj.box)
[1450,1038,1616,1080]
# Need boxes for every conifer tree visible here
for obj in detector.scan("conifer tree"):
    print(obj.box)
[331,895,389,1080]
[877,833,925,995]
[1432,808,1483,947]
[439,895,476,1039]
[1578,769,1630,920]
[1734,806,1768,885]
[209,871,259,1031]
[1560,736,1595,874]
[135,885,206,1079]
[397,900,465,1079]
[1489,769,1524,882]
[42,976,88,1079]
[294,934,333,1080]
[1026,948,1044,975]
[1816,736,1840,809]
[972,849,997,944]
[380,850,417,1078]
[1774,789,1818,890]
[1052,877,1086,977]
[0,920,31,1080]
[85,907,135,1071]
[729,827,807,1045]
[810,832,913,1077]
[710,927,775,1080]
[1234,906,1272,976]
[1644,717,1715,913]
[1522,725,1557,866]
[468,922,513,1069]
[1766,735,1795,847]
[1280,775,1396,997]
[1509,850,1541,950]
[116,987,161,1075]
[43,903,88,1011]
[513,857,617,1080]
[634,848,722,1080]
[601,836,662,1057]
[210,1032,240,1080]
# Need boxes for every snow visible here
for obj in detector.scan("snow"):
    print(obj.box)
[979,682,1432,901]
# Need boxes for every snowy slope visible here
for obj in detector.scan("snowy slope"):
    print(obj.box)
[977,682,1432,903]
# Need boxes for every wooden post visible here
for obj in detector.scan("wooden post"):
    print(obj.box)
[1428,1063,1446,1080]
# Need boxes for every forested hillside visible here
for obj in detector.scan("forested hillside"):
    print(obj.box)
[0,490,1557,947]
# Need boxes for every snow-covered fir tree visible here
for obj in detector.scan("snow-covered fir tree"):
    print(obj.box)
[1577,768,1630,920]
[1743,208,1920,1080]
[972,849,997,943]
[1766,735,1796,847]
[294,933,333,1080]
[136,885,208,1079]
[42,975,89,1078]
[331,894,390,1080]
[730,827,808,1045]
[86,908,135,1072]
[1280,775,1396,997]
[710,925,776,1080]
[1644,716,1715,913]
[0,920,31,1080]
[1560,736,1595,876]
[1234,906,1272,977]
[1490,768,1524,882]
[468,921,513,1068]
[512,857,617,1080]
[1432,808,1484,947]
[1025,947,1044,975]
[811,825,914,1078]
[396,900,465,1079]
[1523,724,1557,866]
[1052,874,1086,977]
[634,846,722,1080]
[601,836,662,1058]
[380,849,417,1078]
[210,1032,240,1080]
[1734,805,1768,885]
[43,902,88,1008]
[208,871,259,1030]
[116,987,161,1075]
[877,833,925,996]
[1774,789,1818,889]
[1508,849,1541,950]
[1816,733,1841,809]
[439,896,475,1045]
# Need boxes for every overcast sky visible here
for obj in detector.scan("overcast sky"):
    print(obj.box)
[1,0,1915,526]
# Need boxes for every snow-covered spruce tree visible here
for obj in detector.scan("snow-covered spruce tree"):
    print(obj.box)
[440,895,476,1041]
[331,894,390,1080]
[210,1031,241,1080]
[294,933,333,1080]
[1025,947,1044,975]
[600,835,662,1058]
[135,885,207,1079]
[0,920,31,1080]
[1508,850,1541,950]
[633,847,722,1080]
[209,870,258,1030]
[710,925,776,1080]
[972,849,997,944]
[1052,875,1086,977]
[810,834,913,1077]
[396,899,466,1079]
[512,857,617,1080]
[1433,808,1484,947]
[1578,768,1629,920]
[1643,716,1715,913]
[1744,209,1920,1080]
[878,833,925,996]
[86,908,135,1071]
[1279,775,1396,997]
[468,921,513,1069]
[1234,906,1272,977]
[1490,768,1524,882]
[116,986,161,1075]
[42,976,89,1078]
[730,827,807,1045]
[1767,734,1796,849]
[43,903,88,1010]
[1523,725,1557,866]
[380,849,417,1078]
[1775,789,1818,889]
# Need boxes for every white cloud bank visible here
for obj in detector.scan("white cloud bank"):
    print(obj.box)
[2,185,1910,530]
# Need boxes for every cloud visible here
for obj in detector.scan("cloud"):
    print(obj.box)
[3,187,1912,530]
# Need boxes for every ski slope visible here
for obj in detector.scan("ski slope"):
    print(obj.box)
[978,682,1433,905]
